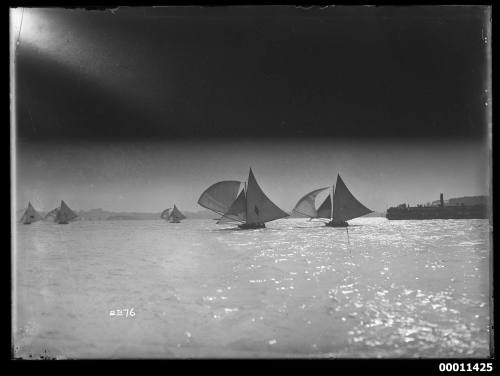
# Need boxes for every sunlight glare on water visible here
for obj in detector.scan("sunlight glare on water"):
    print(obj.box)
[13,217,491,358]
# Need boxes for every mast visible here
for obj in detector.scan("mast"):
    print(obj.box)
[244,181,248,224]
[331,184,335,219]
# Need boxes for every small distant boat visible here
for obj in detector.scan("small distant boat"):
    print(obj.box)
[160,208,171,220]
[292,174,372,227]
[20,202,43,225]
[167,205,186,223]
[198,168,289,229]
[46,200,78,224]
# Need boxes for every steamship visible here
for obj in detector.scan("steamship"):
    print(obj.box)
[386,194,489,220]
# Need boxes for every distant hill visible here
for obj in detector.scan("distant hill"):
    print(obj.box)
[18,208,222,221]
[78,208,217,220]
[106,215,141,220]
[16,207,387,221]
[182,210,218,219]
[15,206,221,221]
[77,208,114,220]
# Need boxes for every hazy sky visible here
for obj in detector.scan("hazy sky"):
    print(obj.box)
[11,6,491,213]
[15,139,489,213]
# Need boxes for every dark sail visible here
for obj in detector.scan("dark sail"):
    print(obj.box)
[168,205,186,222]
[55,200,78,223]
[20,202,43,224]
[245,168,289,225]
[332,174,372,222]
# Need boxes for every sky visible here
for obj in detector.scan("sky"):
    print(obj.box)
[15,139,490,213]
[11,6,491,213]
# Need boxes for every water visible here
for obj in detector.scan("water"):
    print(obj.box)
[13,217,491,358]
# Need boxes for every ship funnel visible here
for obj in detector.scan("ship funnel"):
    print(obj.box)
[440,193,444,207]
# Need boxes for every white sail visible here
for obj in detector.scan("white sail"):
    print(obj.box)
[317,193,333,219]
[160,208,171,219]
[55,200,78,223]
[20,202,43,224]
[245,168,289,225]
[197,180,241,215]
[44,207,59,220]
[332,174,372,222]
[292,187,330,218]
[217,189,246,223]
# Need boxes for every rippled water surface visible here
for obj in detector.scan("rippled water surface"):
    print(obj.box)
[13,217,491,358]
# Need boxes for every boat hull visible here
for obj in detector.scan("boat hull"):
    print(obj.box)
[386,205,488,220]
[325,220,349,227]
[238,223,266,229]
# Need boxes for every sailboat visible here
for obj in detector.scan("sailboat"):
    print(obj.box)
[20,202,43,224]
[198,168,289,229]
[292,174,372,227]
[167,205,186,223]
[48,200,78,224]
[160,208,171,220]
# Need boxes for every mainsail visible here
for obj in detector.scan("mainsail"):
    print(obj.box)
[317,193,333,219]
[55,200,78,223]
[332,174,372,222]
[245,168,289,225]
[168,205,186,222]
[197,180,241,216]
[292,187,330,218]
[217,188,247,223]
[20,202,43,224]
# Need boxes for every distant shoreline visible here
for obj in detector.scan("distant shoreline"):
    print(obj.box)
[16,208,388,221]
